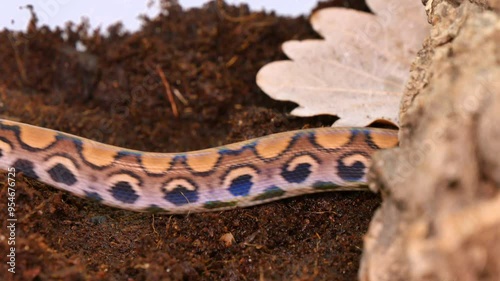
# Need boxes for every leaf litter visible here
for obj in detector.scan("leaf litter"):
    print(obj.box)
[257,0,429,127]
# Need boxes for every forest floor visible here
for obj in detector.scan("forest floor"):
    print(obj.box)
[0,1,381,280]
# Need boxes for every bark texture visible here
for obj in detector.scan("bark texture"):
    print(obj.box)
[359,0,500,280]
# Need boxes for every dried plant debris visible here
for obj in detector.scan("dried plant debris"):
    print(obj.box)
[256,0,429,127]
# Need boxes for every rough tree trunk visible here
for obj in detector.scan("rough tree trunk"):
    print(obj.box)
[359,0,500,280]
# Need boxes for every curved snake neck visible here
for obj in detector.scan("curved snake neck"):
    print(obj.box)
[0,119,398,213]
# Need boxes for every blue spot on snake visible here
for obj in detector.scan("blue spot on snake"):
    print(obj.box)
[110,181,139,204]
[280,153,320,183]
[47,163,77,185]
[228,174,253,196]
[164,187,199,206]
[337,155,366,181]
[13,159,39,179]
[281,163,311,183]
[162,178,199,206]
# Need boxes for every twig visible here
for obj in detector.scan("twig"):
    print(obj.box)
[155,65,179,118]
[173,88,188,105]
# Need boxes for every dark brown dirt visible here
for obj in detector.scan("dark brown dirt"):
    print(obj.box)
[0,1,381,280]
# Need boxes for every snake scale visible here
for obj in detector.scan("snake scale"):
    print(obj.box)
[0,119,398,213]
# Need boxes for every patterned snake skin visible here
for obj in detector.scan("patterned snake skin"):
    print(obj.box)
[0,119,398,213]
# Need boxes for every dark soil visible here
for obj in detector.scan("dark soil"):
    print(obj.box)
[0,1,382,280]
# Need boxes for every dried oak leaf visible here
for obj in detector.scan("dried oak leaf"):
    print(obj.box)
[256,0,429,126]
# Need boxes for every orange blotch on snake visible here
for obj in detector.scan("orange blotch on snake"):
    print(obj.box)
[18,123,58,149]
[81,142,118,167]
[370,132,399,149]
[186,151,220,173]
[315,130,351,149]
[141,154,172,174]
[255,134,292,159]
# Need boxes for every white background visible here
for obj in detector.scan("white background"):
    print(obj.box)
[0,1,319,32]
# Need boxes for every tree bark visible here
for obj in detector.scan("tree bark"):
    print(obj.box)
[359,0,500,280]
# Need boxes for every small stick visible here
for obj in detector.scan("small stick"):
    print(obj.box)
[155,65,179,118]
[173,88,188,105]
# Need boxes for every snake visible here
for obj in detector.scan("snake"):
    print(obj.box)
[0,118,398,214]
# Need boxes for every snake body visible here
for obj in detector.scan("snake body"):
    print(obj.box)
[0,119,398,213]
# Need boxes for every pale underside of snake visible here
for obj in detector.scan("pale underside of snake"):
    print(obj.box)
[0,119,398,214]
